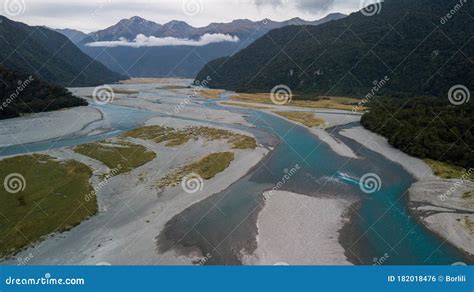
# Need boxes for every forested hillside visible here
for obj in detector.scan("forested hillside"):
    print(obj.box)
[196,0,473,168]
[196,0,473,98]
[0,67,87,120]
[0,16,124,87]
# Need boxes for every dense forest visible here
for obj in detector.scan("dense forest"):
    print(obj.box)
[361,97,473,169]
[196,0,473,98]
[0,67,87,120]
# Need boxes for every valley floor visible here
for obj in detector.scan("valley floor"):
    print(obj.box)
[220,96,474,261]
[340,127,474,259]
[0,106,102,148]
[1,79,472,265]
[243,191,353,265]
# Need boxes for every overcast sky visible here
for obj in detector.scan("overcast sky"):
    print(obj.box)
[0,0,370,32]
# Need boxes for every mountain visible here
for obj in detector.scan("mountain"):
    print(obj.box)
[86,14,345,41]
[52,28,89,44]
[89,16,164,41]
[195,0,473,98]
[72,14,345,78]
[0,16,124,87]
[0,66,87,120]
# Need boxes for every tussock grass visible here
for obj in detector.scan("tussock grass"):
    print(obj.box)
[220,101,272,110]
[200,89,225,99]
[231,93,362,111]
[124,126,256,150]
[424,159,474,181]
[74,140,156,174]
[0,154,95,257]
[464,217,474,234]
[275,111,326,128]
[462,191,473,199]
[157,152,234,189]
[112,88,139,94]
[158,85,188,90]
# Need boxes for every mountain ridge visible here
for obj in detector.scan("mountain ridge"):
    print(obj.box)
[83,13,347,42]
[195,0,473,98]
[65,13,346,78]
[0,16,124,87]
[51,28,89,44]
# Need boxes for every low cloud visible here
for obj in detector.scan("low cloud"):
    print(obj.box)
[253,0,284,8]
[253,0,336,12]
[86,33,239,48]
[294,0,335,12]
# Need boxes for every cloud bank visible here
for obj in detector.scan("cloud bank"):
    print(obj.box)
[86,33,239,48]
[253,0,336,12]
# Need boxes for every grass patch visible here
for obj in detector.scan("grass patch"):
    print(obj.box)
[157,152,234,189]
[74,140,156,174]
[220,101,272,110]
[120,78,176,84]
[464,217,474,234]
[275,111,326,128]
[0,154,95,257]
[112,88,139,94]
[231,93,362,111]
[462,191,473,199]
[124,126,189,147]
[424,159,474,181]
[200,89,225,99]
[124,126,256,150]
[158,85,188,90]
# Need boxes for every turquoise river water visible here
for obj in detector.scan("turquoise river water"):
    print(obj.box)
[0,92,468,265]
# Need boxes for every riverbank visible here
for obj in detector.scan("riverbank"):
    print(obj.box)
[1,116,268,265]
[219,100,361,159]
[68,85,254,128]
[339,127,433,180]
[339,126,474,259]
[267,109,360,159]
[0,106,103,148]
[409,179,474,257]
[1,79,468,265]
[242,191,353,265]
